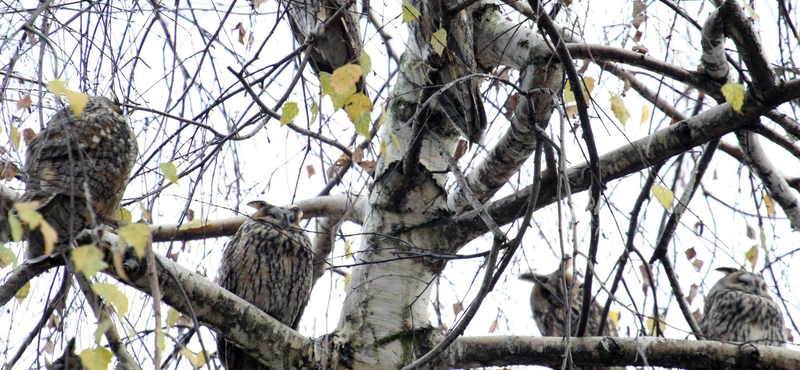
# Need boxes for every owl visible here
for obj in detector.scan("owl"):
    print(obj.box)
[435,0,488,145]
[47,338,84,370]
[21,96,138,259]
[520,260,621,370]
[216,200,313,370]
[261,0,365,94]
[701,267,786,347]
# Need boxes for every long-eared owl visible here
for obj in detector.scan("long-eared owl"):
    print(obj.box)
[216,200,313,369]
[701,267,785,347]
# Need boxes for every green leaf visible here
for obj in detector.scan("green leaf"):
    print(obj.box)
[401,1,421,23]
[343,272,351,291]
[647,316,666,336]
[156,329,166,353]
[0,244,18,269]
[320,72,354,111]
[73,244,109,278]
[159,162,179,184]
[721,83,745,113]
[354,112,371,139]
[431,28,447,57]
[650,184,674,211]
[609,93,630,126]
[344,93,372,123]
[118,223,150,258]
[376,104,387,128]
[361,51,372,80]
[79,347,113,370]
[280,102,299,126]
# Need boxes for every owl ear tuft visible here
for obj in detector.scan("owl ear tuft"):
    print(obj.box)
[715,267,740,275]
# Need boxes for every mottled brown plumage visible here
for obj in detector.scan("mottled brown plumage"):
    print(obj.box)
[217,200,313,370]
[520,260,620,370]
[47,338,84,370]
[21,96,137,259]
[260,0,365,93]
[701,267,786,347]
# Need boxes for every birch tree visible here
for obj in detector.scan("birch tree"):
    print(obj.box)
[1,0,800,369]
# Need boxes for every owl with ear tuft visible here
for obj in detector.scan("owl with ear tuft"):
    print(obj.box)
[216,200,313,370]
[701,267,785,347]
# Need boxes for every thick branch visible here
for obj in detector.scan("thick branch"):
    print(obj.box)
[440,336,800,370]
[448,79,800,245]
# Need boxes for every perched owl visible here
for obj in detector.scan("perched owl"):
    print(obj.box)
[21,96,137,259]
[701,267,786,347]
[263,0,365,93]
[217,200,313,370]
[47,338,84,370]
[520,260,618,338]
[435,0,488,145]
[520,261,621,370]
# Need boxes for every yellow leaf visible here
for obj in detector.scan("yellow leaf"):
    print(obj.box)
[343,271,351,291]
[167,307,180,328]
[380,139,389,165]
[10,126,20,151]
[73,244,108,278]
[47,80,67,96]
[8,211,22,242]
[361,51,372,79]
[431,28,447,57]
[159,162,179,184]
[744,3,759,21]
[179,219,208,231]
[583,77,595,98]
[354,112,371,139]
[344,239,353,259]
[0,244,18,269]
[118,223,150,258]
[647,317,666,336]
[64,90,89,117]
[310,101,319,124]
[390,133,401,152]
[721,83,744,113]
[91,282,129,318]
[79,347,113,370]
[156,329,166,353]
[15,281,30,303]
[763,194,775,217]
[280,102,298,126]
[94,318,112,344]
[488,318,498,333]
[40,220,58,255]
[377,104,387,128]
[115,208,132,223]
[745,245,758,271]
[609,311,620,329]
[641,105,651,124]
[650,184,674,211]
[181,349,208,368]
[15,201,42,228]
[320,72,354,110]
[564,80,575,103]
[344,93,372,123]
[331,64,362,96]
[609,93,630,126]
[401,1,421,23]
